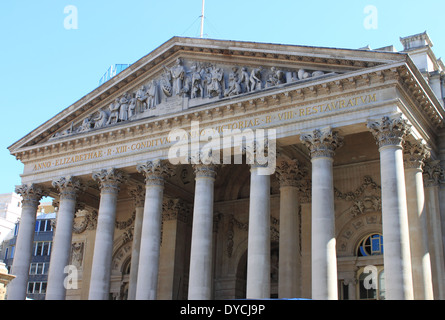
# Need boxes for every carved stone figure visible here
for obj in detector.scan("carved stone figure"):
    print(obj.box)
[146,80,158,109]
[170,58,186,96]
[207,66,224,98]
[224,67,242,97]
[77,115,92,133]
[239,67,250,93]
[190,65,204,99]
[119,93,130,122]
[93,109,108,128]
[266,67,285,87]
[135,85,147,111]
[249,67,262,91]
[160,65,173,99]
[128,97,137,118]
[107,98,121,125]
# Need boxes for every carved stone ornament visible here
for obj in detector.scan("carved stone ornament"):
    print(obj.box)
[92,168,128,194]
[73,210,98,233]
[52,176,85,201]
[136,159,175,186]
[15,183,48,208]
[423,159,444,187]
[300,128,344,158]
[192,163,218,179]
[162,198,190,223]
[367,115,411,148]
[335,176,381,217]
[403,140,431,169]
[127,184,145,208]
[275,159,308,187]
[50,58,332,139]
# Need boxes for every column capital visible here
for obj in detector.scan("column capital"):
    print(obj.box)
[137,159,175,186]
[275,159,308,187]
[15,183,47,208]
[127,184,145,208]
[403,140,431,170]
[192,163,218,180]
[52,176,85,201]
[367,115,411,149]
[300,128,344,159]
[423,159,443,187]
[92,168,127,194]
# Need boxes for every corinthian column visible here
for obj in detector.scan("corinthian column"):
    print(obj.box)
[127,184,145,300]
[8,184,47,300]
[88,168,127,300]
[423,160,445,299]
[403,140,434,300]
[136,160,174,300]
[275,159,307,299]
[300,127,343,300]
[46,176,84,300]
[188,164,218,300]
[367,115,414,300]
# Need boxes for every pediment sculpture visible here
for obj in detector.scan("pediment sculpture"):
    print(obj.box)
[51,58,334,140]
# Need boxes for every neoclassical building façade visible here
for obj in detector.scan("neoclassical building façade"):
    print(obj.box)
[6,32,445,300]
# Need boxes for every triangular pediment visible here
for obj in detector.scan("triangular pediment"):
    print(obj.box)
[9,37,410,156]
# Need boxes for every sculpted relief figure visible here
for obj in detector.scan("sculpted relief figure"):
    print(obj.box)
[266,67,285,88]
[93,109,109,129]
[128,97,137,118]
[170,58,186,96]
[135,85,147,111]
[239,67,250,93]
[190,64,204,99]
[107,98,121,125]
[225,67,242,97]
[207,66,224,98]
[249,67,262,92]
[160,65,173,99]
[146,80,159,109]
[119,93,130,122]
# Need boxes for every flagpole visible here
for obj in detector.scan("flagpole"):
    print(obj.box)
[200,0,205,38]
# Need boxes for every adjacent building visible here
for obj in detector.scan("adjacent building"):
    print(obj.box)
[5,32,445,300]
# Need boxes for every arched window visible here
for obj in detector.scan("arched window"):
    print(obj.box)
[356,233,383,256]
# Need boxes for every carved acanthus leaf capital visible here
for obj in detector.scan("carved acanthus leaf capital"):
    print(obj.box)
[192,163,218,179]
[423,160,443,187]
[52,176,85,200]
[15,183,48,208]
[127,184,145,208]
[300,128,344,158]
[275,159,308,187]
[92,168,128,193]
[137,159,175,186]
[367,115,411,148]
[403,140,431,169]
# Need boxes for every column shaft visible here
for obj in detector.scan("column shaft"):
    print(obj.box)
[46,177,83,300]
[404,164,433,299]
[246,165,270,299]
[7,184,45,300]
[188,165,216,300]
[301,128,343,300]
[311,156,337,300]
[135,183,164,300]
[135,160,173,300]
[88,168,126,300]
[127,204,144,300]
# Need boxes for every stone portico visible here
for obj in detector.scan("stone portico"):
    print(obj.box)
[7,34,445,300]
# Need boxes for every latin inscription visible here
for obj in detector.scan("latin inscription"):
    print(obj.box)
[32,93,377,172]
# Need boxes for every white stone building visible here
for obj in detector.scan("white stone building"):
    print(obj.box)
[5,32,445,300]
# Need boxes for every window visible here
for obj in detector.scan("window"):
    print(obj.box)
[29,263,48,275]
[357,267,385,300]
[33,241,52,256]
[35,220,52,233]
[357,234,383,256]
[27,282,47,294]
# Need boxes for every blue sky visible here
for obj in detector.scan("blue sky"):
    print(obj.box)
[0,0,444,194]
